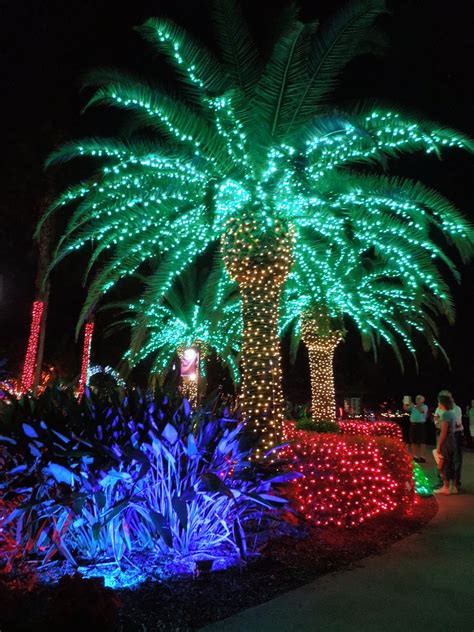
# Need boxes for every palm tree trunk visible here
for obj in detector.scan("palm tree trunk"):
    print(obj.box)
[221,217,294,458]
[305,336,341,422]
[240,277,285,455]
[301,307,343,423]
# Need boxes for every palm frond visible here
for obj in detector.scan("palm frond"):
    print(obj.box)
[288,0,387,131]
[211,0,261,97]
[253,19,317,140]
[138,17,229,96]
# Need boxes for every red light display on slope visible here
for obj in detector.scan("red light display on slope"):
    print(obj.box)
[282,426,415,528]
[338,420,403,442]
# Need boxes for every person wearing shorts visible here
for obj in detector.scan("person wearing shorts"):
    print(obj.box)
[403,395,428,462]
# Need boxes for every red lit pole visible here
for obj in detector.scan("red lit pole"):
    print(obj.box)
[21,300,45,392]
[78,320,95,400]
[32,281,50,395]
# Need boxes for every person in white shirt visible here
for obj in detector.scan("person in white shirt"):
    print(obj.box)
[403,395,428,463]
[434,390,463,487]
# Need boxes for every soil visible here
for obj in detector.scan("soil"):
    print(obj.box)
[0,497,437,632]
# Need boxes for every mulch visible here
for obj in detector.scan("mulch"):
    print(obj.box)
[0,496,437,632]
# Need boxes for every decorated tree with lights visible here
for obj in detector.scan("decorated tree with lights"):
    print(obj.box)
[108,263,241,398]
[43,0,474,454]
[281,196,462,422]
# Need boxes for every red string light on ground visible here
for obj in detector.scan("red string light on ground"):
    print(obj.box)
[281,428,415,528]
[21,300,45,393]
[78,321,94,400]
[339,420,403,442]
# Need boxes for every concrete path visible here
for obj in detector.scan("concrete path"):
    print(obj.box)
[202,452,474,632]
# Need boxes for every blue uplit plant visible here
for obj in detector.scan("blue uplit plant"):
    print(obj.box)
[0,387,288,574]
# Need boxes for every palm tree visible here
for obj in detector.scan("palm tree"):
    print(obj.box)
[281,217,456,421]
[42,1,473,454]
[107,263,241,397]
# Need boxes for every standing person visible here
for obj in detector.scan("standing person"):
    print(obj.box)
[403,395,428,462]
[467,400,474,447]
[434,394,458,495]
[434,390,463,487]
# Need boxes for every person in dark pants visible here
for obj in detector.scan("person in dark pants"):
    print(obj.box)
[434,394,458,495]
[434,389,463,488]
[403,395,428,462]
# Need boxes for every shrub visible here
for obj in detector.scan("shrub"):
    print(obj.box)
[282,431,415,527]
[0,387,287,572]
[295,417,341,434]
[339,420,403,442]
[284,402,309,422]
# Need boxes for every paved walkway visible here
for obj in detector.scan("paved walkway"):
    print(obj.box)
[202,452,474,632]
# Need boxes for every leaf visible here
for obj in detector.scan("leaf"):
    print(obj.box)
[212,0,261,96]
[122,519,132,552]
[95,491,106,510]
[199,472,233,498]
[0,435,17,445]
[28,443,42,458]
[172,494,188,530]
[92,522,101,541]
[73,494,87,515]
[288,0,386,130]
[42,462,75,485]
[241,491,287,509]
[8,464,28,475]
[266,472,303,484]
[51,429,71,444]
[22,423,39,438]
[148,510,173,548]
[182,398,191,417]
[233,516,247,558]
[187,433,198,457]
[161,422,179,444]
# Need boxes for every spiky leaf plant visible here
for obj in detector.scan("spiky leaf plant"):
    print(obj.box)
[0,387,288,576]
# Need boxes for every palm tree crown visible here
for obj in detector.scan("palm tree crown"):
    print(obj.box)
[109,264,241,383]
[281,227,457,420]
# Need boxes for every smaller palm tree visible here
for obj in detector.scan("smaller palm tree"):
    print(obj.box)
[281,228,456,422]
[108,263,242,398]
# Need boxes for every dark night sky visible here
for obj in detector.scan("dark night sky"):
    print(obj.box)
[1,0,473,408]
